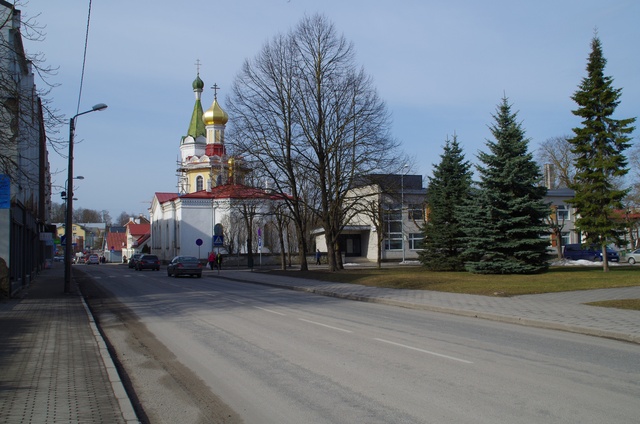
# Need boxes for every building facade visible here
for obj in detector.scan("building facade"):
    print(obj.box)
[314,174,427,263]
[0,1,52,296]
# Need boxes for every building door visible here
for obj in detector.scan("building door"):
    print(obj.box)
[339,234,362,257]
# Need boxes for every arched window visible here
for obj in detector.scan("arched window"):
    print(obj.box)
[196,175,204,191]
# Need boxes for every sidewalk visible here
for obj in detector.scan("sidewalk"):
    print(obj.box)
[213,267,640,344]
[0,264,138,424]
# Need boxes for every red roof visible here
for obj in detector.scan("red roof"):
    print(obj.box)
[611,210,640,221]
[133,233,150,247]
[179,184,290,201]
[155,192,179,203]
[127,222,150,236]
[106,232,127,252]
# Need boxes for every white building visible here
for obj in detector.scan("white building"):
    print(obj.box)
[149,74,287,262]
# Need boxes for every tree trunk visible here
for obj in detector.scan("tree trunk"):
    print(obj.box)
[601,245,610,272]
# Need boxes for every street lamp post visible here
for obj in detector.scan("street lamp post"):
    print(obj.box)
[401,164,408,263]
[62,176,84,201]
[64,103,107,293]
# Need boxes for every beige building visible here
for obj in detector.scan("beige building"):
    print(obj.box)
[314,174,427,263]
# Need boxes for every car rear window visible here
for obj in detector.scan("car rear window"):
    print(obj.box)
[182,257,198,263]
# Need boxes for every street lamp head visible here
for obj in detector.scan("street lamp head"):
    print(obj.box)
[92,103,108,112]
[75,176,85,180]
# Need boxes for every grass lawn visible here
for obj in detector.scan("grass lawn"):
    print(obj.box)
[586,299,640,310]
[268,265,640,297]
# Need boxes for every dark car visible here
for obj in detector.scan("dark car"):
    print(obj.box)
[563,244,619,262]
[167,256,203,278]
[136,254,160,271]
[128,253,142,269]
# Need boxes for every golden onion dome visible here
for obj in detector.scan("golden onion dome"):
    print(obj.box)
[203,99,228,126]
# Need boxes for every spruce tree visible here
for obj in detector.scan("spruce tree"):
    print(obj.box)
[462,97,550,274]
[568,36,636,272]
[419,135,472,271]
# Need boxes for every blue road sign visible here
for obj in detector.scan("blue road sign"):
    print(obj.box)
[213,235,224,246]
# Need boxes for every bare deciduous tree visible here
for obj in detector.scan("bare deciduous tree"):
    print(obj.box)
[228,14,399,271]
[536,135,576,189]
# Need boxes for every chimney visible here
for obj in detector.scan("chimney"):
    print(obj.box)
[543,164,555,189]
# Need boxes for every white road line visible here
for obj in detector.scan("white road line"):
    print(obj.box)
[299,318,353,333]
[374,338,473,364]
[254,306,286,316]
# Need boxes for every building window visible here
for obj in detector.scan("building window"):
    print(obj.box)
[383,203,402,250]
[409,233,423,250]
[196,175,204,191]
[556,205,570,221]
[408,204,424,220]
[561,231,570,246]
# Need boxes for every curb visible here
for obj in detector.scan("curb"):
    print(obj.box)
[80,296,141,423]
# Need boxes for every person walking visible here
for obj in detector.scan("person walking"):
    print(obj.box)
[315,249,322,265]
[208,251,216,270]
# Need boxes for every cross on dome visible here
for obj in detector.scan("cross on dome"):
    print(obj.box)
[212,83,220,100]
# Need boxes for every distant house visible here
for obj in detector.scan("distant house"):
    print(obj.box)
[54,223,85,257]
[103,231,127,263]
[78,222,106,251]
[121,216,150,261]
[543,188,578,253]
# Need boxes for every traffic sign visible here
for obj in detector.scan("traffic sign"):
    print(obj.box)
[213,235,224,246]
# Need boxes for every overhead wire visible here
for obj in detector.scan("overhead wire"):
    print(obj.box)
[75,0,93,115]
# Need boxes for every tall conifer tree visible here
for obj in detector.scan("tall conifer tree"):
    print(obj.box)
[568,36,636,272]
[462,97,550,274]
[419,135,472,271]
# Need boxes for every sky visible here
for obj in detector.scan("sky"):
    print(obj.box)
[23,0,640,221]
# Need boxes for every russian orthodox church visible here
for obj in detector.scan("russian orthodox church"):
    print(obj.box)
[149,72,286,262]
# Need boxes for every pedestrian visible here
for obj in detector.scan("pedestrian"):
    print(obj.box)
[216,253,223,270]
[208,251,216,270]
[315,249,322,265]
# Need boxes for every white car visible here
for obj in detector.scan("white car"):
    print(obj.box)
[86,254,100,265]
[626,249,640,264]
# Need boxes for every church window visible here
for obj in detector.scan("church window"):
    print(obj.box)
[196,175,204,191]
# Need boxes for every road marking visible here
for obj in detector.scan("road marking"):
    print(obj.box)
[254,306,286,316]
[299,318,352,333]
[374,338,473,364]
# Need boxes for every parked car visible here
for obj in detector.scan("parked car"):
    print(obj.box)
[136,254,160,271]
[625,248,640,264]
[563,244,619,262]
[85,254,100,265]
[167,256,203,278]
[128,253,142,269]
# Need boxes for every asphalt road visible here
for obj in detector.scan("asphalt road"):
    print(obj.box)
[78,264,640,424]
